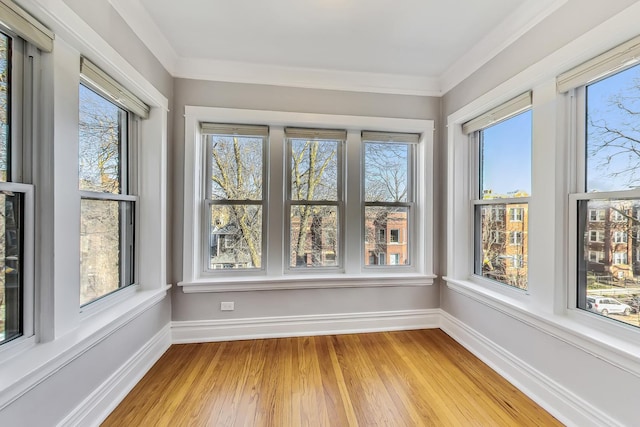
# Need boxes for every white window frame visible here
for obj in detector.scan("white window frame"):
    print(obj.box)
[510,231,523,246]
[180,107,435,292]
[588,251,605,263]
[613,231,627,244]
[510,207,524,222]
[589,209,605,221]
[0,26,36,351]
[78,79,138,307]
[468,93,532,291]
[589,230,604,243]
[285,128,345,272]
[201,124,268,272]
[612,210,625,222]
[613,252,628,265]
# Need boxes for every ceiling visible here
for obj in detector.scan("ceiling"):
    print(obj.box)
[110,0,566,95]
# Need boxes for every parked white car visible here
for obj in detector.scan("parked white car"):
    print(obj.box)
[587,296,632,316]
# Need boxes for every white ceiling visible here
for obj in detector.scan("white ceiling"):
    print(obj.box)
[109,0,567,95]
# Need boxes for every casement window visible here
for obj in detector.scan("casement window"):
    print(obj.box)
[79,58,148,306]
[286,128,343,269]
[0,1,51,346]
[465,92,532,290]
[363,131,417,268]
[203,124,267,271]
[181,108,434,291]
[561,34,640,327]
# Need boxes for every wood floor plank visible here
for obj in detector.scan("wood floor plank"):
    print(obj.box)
[102,330,562,427]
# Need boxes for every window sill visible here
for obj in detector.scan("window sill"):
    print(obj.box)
[178,273,436,293]
[443,276,640,378]
[0,285,171,411]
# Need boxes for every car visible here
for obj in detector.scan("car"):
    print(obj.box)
[587,296,632,316]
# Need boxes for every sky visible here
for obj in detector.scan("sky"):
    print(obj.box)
[481,110,532,198]
[586,63,640,192]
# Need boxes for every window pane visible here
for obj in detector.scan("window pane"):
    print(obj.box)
[209,204,262,269]
[578,199,640,328]
[479,110,532,199]
[0,192,22,344]
[209,135,263,200]
[290,139,338,201]
[364,206,409,267]
[79,84,126,194]
[475,204,528,289]
[364,142,409,202]
[80,199,134,306]
[586,64,640,192]
[0,33,10,182]
[290,205,338,267]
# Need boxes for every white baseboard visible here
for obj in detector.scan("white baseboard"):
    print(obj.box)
[172,309,440,344]
[58,324,172,427]
[439,311,623,427]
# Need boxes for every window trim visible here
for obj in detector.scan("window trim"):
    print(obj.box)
[179,106,435,292]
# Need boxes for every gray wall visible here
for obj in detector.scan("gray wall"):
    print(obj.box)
[439,1,640,425]
[171,79,442,321]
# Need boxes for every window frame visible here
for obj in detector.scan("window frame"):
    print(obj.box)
[77,73,140,308]
[201,125,268,273]
[180,107,435,292]
[284,128,345,272]
[470,102,532,291]
[362,133,417,270]
[0,26,36,351]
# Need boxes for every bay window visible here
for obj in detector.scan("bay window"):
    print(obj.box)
[180,108,434,291]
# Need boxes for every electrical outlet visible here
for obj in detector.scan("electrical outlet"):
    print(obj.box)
[220,301,235,311]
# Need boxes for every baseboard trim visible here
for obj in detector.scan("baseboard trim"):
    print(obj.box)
[439,311,624,427]
[58,324,172,427]
[172,309,440,344]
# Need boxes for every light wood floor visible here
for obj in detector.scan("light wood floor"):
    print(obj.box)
[102,329,561,426]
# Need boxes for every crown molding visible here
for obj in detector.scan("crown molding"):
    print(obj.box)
[174,57,441,96]
[109,0,178,74]
[110,0,567,97]
[439,0,568,94]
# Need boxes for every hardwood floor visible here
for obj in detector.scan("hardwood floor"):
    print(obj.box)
[102,329,561,426]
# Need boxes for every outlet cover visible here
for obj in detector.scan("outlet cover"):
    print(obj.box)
[220,301,235,311]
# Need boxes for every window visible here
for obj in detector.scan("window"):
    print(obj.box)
[589,230,604,243]
[510,231,523,246]
[561,40,640,328]
[79,58,148,306]
[588,251,605,263]
[589,209,605,221]
[286,128,343,269]
[363,131,417,268]
[510,207,523,222]
[612,209,626,222]
[390,253,400,265]
[204,124,267,271]
[181,108,434,291]
[467,93,532,290]
[613,252,628,265]
[613,231,627,244]
[0,14,44,346]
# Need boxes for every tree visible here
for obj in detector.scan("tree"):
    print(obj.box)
[289,139,337,266]
[588,67,640,189]
[79,85,124,304]
[209,135,263,268]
